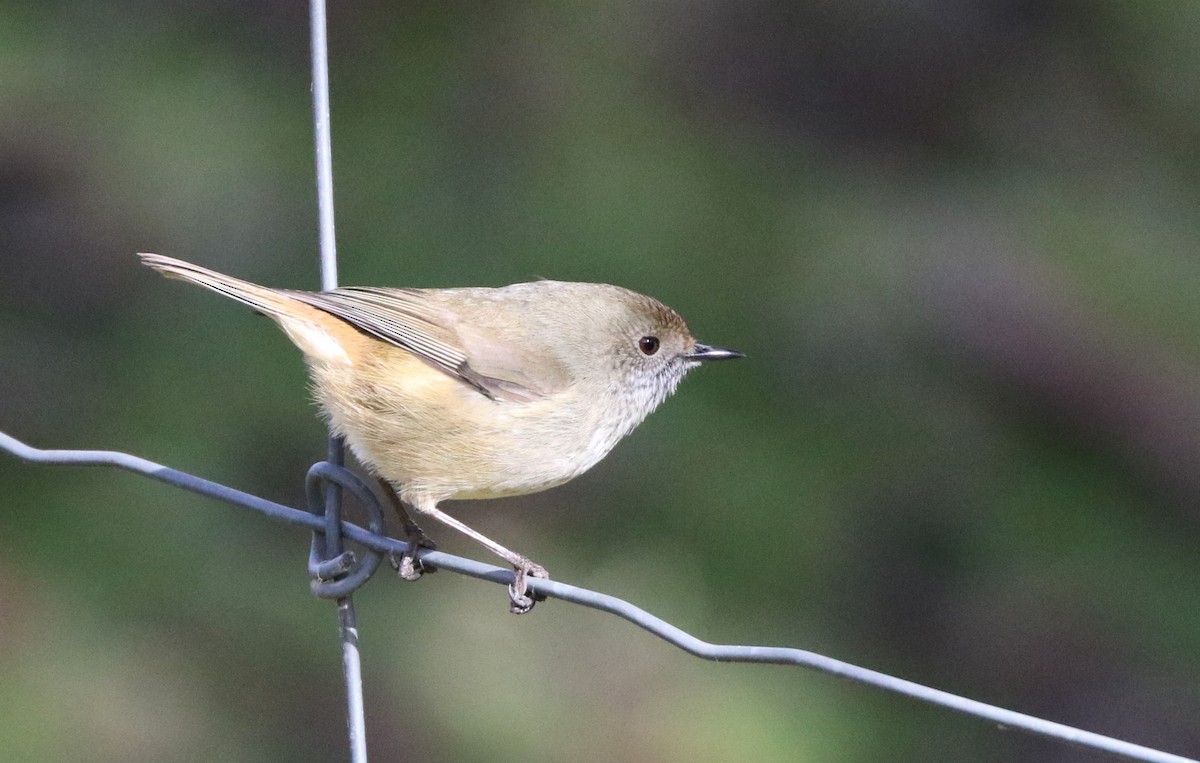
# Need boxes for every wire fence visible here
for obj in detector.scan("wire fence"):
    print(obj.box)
[1,430,1195,763]
[2,3,1196,762]
[305,2,368,759]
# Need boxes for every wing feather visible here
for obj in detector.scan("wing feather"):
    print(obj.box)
[288,287,566,402]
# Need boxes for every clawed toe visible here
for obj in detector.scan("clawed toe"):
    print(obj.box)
[390,551,423,581]
[508,563,549,615]
[390,536,437,582]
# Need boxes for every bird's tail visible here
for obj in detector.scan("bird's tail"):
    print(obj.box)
[137,253,301,318]
[138,252,356,364]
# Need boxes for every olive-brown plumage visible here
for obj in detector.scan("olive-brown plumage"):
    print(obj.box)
[138,253,741,611]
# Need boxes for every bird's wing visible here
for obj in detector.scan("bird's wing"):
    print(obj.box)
[287,287,569,402]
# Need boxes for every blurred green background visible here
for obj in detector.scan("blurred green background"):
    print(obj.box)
[3,2,1200,761]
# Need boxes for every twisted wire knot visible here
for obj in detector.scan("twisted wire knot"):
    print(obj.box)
[305,461,385,598]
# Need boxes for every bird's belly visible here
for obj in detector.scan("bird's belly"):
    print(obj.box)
[311,356,620,503]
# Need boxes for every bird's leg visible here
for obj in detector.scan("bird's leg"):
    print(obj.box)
[377,479,437,581]
[415,502,548,614]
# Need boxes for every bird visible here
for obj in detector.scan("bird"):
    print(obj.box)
[139,253,742,612]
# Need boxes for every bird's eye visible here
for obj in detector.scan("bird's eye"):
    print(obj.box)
[638,336,660,356]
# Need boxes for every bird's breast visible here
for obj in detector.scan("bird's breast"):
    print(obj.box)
[308,348,631,504]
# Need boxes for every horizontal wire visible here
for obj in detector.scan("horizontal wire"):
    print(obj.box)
[1,429,1194,763]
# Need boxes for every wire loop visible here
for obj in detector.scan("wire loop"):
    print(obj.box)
[306,461,385,599]
[1,431,1195,763]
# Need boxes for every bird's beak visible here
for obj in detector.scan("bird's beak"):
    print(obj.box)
[685,343,745,362]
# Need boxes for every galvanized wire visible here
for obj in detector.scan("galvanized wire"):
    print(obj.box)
[310,0,339,294]
[1,430,1194,763]
[307,1,366,760]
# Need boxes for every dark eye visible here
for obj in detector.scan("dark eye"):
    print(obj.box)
[638,336,660,356]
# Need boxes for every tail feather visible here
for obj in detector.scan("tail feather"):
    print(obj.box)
[138,252,356,365]
[137,253,294,317]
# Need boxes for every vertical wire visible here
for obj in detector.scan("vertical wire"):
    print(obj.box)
[309,1,367,761]
[310,0,338,293]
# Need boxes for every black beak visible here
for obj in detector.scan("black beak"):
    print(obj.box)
[685,343,745,362]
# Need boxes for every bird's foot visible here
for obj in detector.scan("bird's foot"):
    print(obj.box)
[508,561,549,615]
[389,534,437,582]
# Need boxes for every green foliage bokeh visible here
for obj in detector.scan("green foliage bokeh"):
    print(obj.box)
[3,3,1200,761]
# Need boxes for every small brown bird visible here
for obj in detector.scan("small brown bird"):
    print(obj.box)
[139,253,741,611]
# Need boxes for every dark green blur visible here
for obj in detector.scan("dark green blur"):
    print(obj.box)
[3,3,1200,761]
